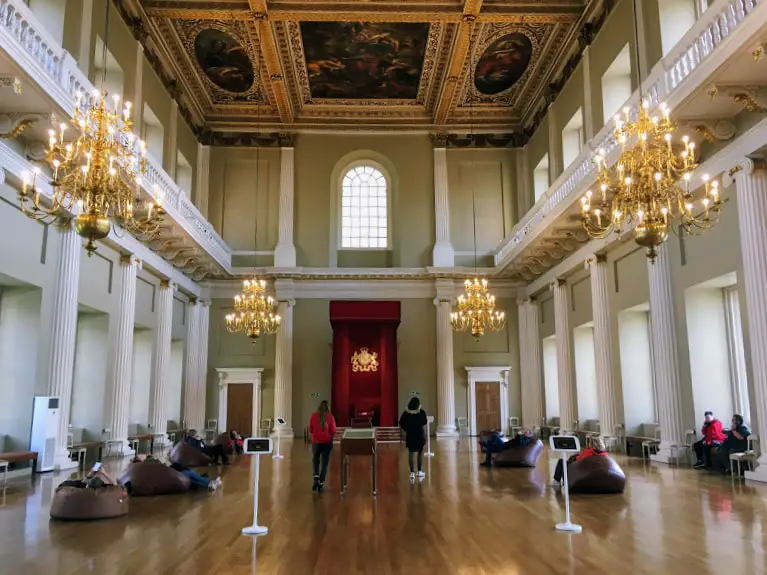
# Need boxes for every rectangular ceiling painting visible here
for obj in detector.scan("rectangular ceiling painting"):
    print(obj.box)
[300,22,429,99]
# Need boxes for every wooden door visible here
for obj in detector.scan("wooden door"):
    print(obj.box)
[226,384,254,436]
[475,382,501,433]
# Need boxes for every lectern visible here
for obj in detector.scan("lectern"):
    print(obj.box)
[340,428,377,496]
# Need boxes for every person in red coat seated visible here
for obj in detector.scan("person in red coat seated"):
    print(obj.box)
[693,411,726,469]
[553,436,608,484]
[308,400,337,492]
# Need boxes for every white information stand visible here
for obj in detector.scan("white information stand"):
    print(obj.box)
[242,437,273,536]
[424,415,434,457]
[272,417,286,460]
[549,435,582,534]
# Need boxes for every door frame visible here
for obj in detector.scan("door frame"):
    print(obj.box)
[215,368,263,436]
[466,366,510,437]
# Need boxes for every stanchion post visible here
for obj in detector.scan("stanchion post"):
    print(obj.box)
[550,435,582,534]
[425,415,434,457]
[273,417,285,460]
[242,437,273,536]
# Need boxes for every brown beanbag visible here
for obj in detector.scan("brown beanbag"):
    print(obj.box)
[478,430,504,453]
[567,455,626,494]
[170,441,212,468]
[493,440,544,467]
[50,485,129,520]
[118,462,191,496]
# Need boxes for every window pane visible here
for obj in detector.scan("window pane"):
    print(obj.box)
[340,164,388,249]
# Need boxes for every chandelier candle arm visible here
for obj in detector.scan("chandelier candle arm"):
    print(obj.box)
[450,277,506,339]
[225,278,281,342]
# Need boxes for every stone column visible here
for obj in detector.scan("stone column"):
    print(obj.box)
[582,47,595,141]
[588,256,620,437]
[551,279,578,431]
[105,255,141,452]
[130,41,144,131]
[195,144,210,218]
[518,298,544,428]
[165,100,178,177]
[46,221,82,469]
[547,104,562,182]
[148,280,175,436]
[434,280,457,435]
[274,146,297,267]
[195,301,211,430]
[273,299,295,436]
[516,147,531,218]
[182,299,200,430]
[76,0,94,75]
[730,159,767,481]
[647,244,686,463]
[432,145,454,267]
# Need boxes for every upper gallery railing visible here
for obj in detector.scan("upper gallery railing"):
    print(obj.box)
[494,0,764,268]
[0,0,232,271]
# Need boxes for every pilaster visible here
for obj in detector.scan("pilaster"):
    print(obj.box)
[728,159,767,481]
[274,146,297,267]
[588,256,620,437]
[105,255,141,453]
[182,299,200,430]
[130,41,144,131]
[518,297,544,428]
[196,301,211,430]
[547,104,562,182]
[435,279,457,436]
[273,296,295,437]
[45,221,81,470]
[551,279,577,431]
[432,146,454,267]
[76,0,94,76]
[149,280,176,436]
[647,245,686,463]
[196,144,210,217]
[165,100,178,177]
[582,47,595,141]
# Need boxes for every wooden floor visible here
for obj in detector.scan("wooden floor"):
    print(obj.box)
[1,440,766,575]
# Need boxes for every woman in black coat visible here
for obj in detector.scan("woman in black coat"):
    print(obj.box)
[399,397,428,481]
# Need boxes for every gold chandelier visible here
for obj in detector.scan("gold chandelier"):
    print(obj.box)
[18,0,163,257]
[451,278,506,338]
[225,279,281,342]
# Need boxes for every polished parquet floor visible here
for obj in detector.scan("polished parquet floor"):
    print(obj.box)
[1,440,766,575]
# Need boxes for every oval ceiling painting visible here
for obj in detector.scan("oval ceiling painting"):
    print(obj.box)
[474,33,533,96]
[194,28,254,93]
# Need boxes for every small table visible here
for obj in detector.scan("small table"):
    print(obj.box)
[0,451,38,480]
[72,441,105,462]
[128,434,154,454]
[340,428,377,496]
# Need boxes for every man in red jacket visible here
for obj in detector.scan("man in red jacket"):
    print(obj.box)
[693,411,726,468]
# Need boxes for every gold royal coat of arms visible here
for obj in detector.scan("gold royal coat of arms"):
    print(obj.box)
[351,347,379,372]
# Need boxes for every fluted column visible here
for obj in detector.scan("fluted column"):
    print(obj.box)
[46,221,82,469]
[730,159,767,481]
[165,100,178,177]
[182,299,200,430]
[435,291,457,436]
[518,298,544,428]
[195,301,211,431]
[432,145,454,267]
[273,300,294,436]
[582,46,594,141]
[275,146,297,267]
[588,256,620,437]
[149,280,176,436]
[647,244,686,463]
[106,255,141,452]
[551,279,578,431]
[129,41,144,131]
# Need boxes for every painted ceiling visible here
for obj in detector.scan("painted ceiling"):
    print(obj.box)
[117,0,606,140]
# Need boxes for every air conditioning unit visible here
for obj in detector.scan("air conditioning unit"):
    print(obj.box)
[30,396,60,472]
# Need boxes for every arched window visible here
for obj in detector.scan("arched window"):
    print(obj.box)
[340,164,388,249]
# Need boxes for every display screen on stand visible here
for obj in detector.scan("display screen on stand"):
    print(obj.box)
[276,418,286,425]
[244,438,273,454]
[549,436,580,452]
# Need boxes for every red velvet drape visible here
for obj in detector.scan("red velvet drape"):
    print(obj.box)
[330,301,400,427]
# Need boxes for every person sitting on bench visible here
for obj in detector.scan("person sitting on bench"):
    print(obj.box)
[184,430,229,465]
[480,430,506,467]
[553,436,608,484]
[509,429,535,448]
[693,411,725,469]
[715,414,751,475]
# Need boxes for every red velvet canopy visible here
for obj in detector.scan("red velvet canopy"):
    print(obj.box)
[330,301,400,427]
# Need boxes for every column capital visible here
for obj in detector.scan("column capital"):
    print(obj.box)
[433,297,453,307]
[278,132,296,147]
[217,370,228,388]
[120,254,142,270]
[279,298,296,308]
[160,279,177,291]
[724,155,766,187]
[516,296,531,306]
[549,277,566,290]
[430,132,449,148]
[585,254,607,268]
[434,278,455,300]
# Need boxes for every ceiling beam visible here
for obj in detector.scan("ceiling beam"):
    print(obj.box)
[247,0,293,123]
[433,0,482,125]
[144,6,579,23]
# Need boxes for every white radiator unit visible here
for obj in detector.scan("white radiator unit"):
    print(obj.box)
[30,396,60,472]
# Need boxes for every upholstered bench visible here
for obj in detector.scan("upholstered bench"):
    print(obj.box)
[50,485,129,520]
[494,440,545,467]
[118,461,191,496]
[567,456,626,494]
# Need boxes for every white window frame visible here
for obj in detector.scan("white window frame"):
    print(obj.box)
[338,161,391,251]
[533,154,549,201]
[561,108,584,170]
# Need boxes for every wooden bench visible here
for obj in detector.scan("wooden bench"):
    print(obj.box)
[72,441,105,462]
[625,435,656,457]
[0,451,39,478]
[128,434,155,454]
